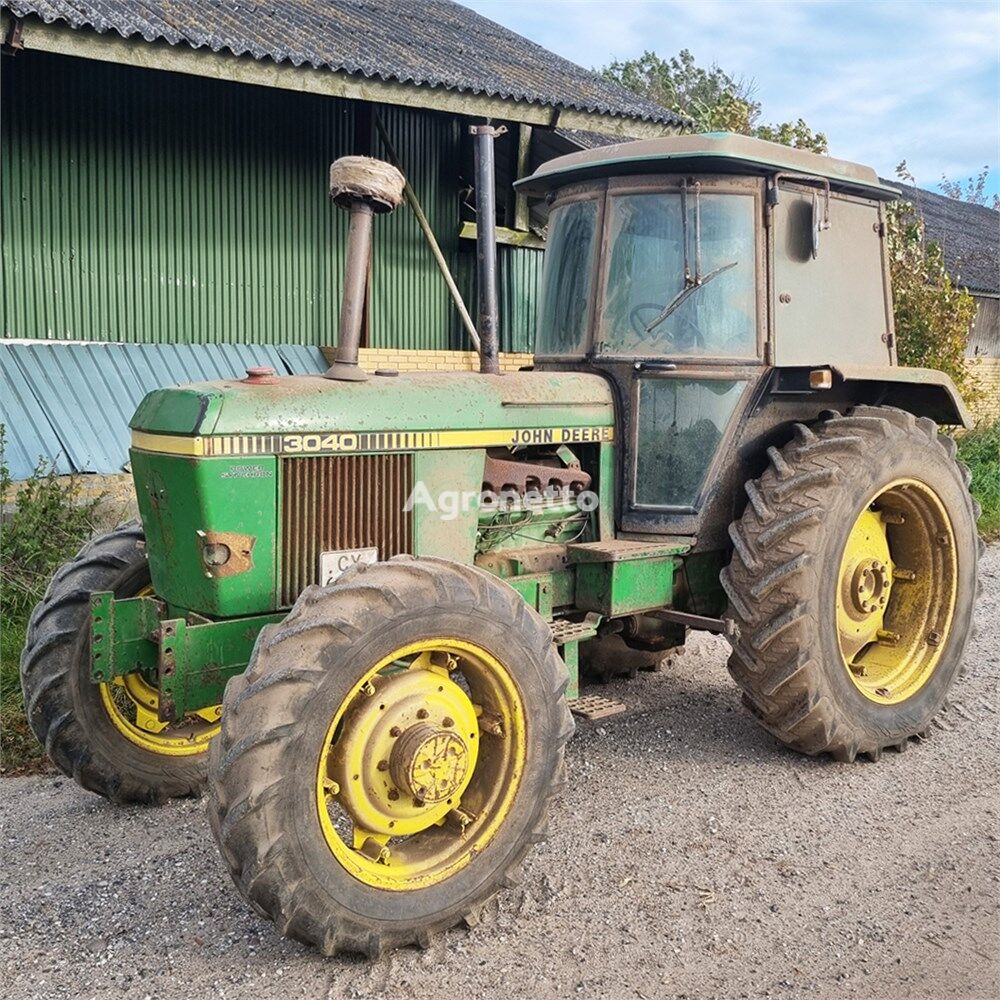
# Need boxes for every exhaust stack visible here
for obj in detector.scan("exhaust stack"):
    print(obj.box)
[469,125,505,376]
[324,157,405,382]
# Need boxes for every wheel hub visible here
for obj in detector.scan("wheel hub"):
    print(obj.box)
[329,666,479,838]
[390,724,469,803]
[849,557,890,616]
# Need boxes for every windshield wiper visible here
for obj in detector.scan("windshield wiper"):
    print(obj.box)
[644,180,737,335]
[644,262,738,334]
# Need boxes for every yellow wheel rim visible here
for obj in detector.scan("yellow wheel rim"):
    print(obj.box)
[316,638,526,891]
[836,478,957,705]
[97,586,221,756]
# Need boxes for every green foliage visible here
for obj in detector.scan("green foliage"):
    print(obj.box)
[939,166,1000,211]
[601,49,828,153]
[753,119,828,154]
[957,421,1000,541]
[884,191,980,405]
[1,426,103,621]
[1,618,46,774]
[1,426,107,771]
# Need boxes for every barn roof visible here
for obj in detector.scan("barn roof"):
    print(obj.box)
[889,181,1000,297]
[1,0,684,128]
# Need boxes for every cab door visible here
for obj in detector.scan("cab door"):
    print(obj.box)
[588,175,767,539]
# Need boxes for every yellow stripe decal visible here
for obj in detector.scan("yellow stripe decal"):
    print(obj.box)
[131,426,614,457]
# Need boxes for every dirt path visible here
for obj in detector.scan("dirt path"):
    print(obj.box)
[2,547,998,1000]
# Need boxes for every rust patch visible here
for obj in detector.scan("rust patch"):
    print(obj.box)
[197,529,256,579]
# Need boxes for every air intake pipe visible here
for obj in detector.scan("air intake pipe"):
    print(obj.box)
[324,157,405,382]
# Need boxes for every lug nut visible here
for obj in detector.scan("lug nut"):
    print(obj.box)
[389,726,402,737]
[377,759,389,771]
[442,716,454,728]
[388,789,399,801]
[416,708,429,720]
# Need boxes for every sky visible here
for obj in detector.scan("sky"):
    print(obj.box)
[461,0,1000,200]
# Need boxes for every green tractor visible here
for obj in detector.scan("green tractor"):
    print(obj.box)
[21,133,981,956]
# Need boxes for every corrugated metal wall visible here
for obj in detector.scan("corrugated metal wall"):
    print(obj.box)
[499,245,544,352]
[1,50,541,351]
[455,244,543,352]
[0,341,327,479]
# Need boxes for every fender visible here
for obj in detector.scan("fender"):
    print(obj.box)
[829,364,972,428]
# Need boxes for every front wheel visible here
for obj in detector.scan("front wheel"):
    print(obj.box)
[19,522,219,802]
[721,406,980,762]
[207,556,573,956]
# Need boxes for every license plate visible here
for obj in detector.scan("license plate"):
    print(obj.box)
[319,547,379,585]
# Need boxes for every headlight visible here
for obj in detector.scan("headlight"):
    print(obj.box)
[202,542,232,567]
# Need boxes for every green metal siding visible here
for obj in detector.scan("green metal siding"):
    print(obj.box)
[455,244,543,353]
[499,245,543,352]
[369,105,464,350]
[1,50,503,351]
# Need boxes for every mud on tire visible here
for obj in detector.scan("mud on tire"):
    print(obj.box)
[721,406,980,762]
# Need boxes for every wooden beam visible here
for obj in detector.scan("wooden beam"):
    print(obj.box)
[459,221,545,250]
[514,124,533,231]
[11,16,677,140]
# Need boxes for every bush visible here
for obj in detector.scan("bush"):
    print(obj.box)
[1,426,105,772]
[956,421,1000,542]
[885,176,981,406]
[1,426,104,621]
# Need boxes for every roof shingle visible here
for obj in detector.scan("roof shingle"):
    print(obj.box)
[2,0,684,126]
[889,180,1000,296]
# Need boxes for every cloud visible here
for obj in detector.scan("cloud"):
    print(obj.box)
[463,0,1000,195]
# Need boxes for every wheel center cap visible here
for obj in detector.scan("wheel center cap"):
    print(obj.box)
[389,723,469,803]
[850,557,890,616]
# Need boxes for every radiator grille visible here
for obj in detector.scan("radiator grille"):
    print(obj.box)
[280,453,414,605]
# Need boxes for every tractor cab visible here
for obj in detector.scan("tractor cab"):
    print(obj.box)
[518,133,907,540]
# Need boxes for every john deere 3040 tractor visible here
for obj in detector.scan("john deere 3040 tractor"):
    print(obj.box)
[21,133,981,956]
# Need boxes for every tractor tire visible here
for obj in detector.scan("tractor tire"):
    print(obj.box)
[721,406,980,762]
[19,521,215,803]
[207,555,573,957]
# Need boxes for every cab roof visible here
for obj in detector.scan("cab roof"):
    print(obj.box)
[517,132,899,200]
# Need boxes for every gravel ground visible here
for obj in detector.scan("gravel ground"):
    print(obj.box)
[2,546,998,1000]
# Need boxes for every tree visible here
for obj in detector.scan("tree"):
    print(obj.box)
[886,166,980,404]
[938,167,1000,211]
[601,49,828,153]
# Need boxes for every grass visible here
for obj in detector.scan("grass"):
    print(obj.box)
[0,616,49,775]
[2,425,104,775]
[957,420,1000,542]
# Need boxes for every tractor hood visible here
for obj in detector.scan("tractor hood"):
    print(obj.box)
[130,370,616,456]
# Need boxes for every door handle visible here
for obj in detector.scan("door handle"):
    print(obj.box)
[633,361,677,373]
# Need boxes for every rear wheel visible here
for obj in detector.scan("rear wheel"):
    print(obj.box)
[207,556,573,956]
[721,406,980,762]
[19,522,218,802]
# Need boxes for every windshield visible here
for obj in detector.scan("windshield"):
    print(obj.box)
[535,199,598,355]
[599,191,756,358]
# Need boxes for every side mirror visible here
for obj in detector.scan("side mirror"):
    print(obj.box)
[769,172,832,261]
[811,189,831,259]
